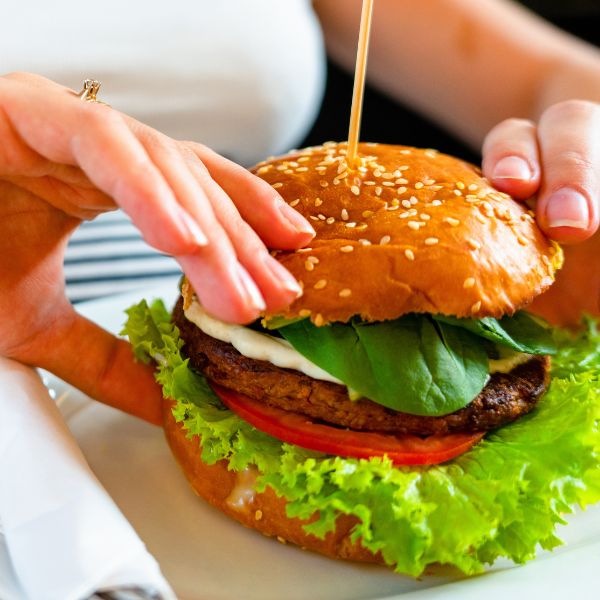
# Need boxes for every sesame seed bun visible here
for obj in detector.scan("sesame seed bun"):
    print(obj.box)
[162,397,382,565]
[254,143,562,325]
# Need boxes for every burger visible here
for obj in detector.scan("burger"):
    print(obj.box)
[124,143,600,576]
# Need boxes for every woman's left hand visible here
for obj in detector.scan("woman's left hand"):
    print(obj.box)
[482,99,600,325]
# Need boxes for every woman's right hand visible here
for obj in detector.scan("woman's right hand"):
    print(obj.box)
[0,72,314,423]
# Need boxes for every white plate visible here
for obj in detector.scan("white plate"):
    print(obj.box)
[50,284,600,600]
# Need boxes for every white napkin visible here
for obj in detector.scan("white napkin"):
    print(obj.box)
[0,357,176,600]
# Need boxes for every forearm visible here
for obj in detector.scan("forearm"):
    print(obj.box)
[315,0,600,148]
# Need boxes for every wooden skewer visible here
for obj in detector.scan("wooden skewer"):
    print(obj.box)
[346,0,375,169]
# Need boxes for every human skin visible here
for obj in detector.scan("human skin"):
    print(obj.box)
[0,73,314,424]
[315,0,600,324]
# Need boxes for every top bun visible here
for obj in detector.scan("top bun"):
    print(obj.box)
[253,142,562,325]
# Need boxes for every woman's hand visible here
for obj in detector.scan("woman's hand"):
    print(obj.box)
[482,99,600,325]
[0,73,314,423]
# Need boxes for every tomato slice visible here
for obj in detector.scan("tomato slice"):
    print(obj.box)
[212,384,484,466]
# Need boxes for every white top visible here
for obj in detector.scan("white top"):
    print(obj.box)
[1,0,327,301]
[0,0,325,165]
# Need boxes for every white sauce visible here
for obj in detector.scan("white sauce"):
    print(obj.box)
[185,300,343,384]
[185,298,533,385]
[489,352,533,374]
[226,467,258,512]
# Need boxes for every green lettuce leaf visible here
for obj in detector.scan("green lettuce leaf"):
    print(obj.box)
[434,311,557,355]
[123,301,600,577]
[277,316,489,416]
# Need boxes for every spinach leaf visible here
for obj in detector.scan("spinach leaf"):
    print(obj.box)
[278,316,489,417]
[433,311,556,355]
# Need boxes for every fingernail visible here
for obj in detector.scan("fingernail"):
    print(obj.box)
[492,156,532,181]
[235,263,266,311]
[278,202,316,236]
[263,254,302,297]
[178,207,209,246]
[545,188,590,229]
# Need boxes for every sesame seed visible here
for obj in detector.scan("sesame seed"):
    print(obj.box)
[463,277,476,289]
[453,189,463,196]
[314,279,328,289]
[380,235,391,245]
[382,172,394,180]
[395,178,409,185]
[364,181,376,186]
[277,536,287,545]
[341,208,349,221]
[382,181,394,187]
[317,214,326,221]
[424,150,437,158]
[475,214,487,224]
[400,149,412,155]
[397,186,408,194]
[362,210,374,218]
[284,169,294,175]
[471,301,482,313]
[326,217,335,225]
[444,217,460,226]
[424,179,436,186]
[299,308,312,317]
[517,235,528,246]
[276,165,287,171]
[456,181,465,190]
[425,237,439,246]
[315,166,327,173]
[467,239,481,250]
[298,156,310,162]
[351,185,360,195]
[296,167,308,172]
[375,187,382,196]
[431,200,443,207]
[339,288,352,298]
[405,249,415,261]
[401,199,412,209]
[399,211,411,219]
[304,260,314,271]
[257,166,270,174]
[314,198,323,207]
[314,313,324,327]
[408,221,420,231]
[345,222,357,228]
[468,184,478,191]
[387,205,399,211]
[272,182,283,189]
[290,199,300,207]
[340,245,354,253]
[428,185,444,191]
[399,165,410,171]
[337,163,348,175]
[373,170,383,177]
[296,247,312,253]
[359,238,371,246]
[420,213,431,221]
[307,256,319,264]
[255,510,263,520]
[320,181,328,188]
[410,196,419,205]
[309,216,318,221]
[415,182,424,190]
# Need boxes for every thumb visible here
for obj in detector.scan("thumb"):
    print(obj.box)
[26,308,163,426]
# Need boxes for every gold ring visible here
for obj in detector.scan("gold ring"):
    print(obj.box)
[75,79,109,105]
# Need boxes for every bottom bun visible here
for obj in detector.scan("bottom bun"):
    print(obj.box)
[162,397,382,565]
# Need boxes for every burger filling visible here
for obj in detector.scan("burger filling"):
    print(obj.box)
[174,294,554,436]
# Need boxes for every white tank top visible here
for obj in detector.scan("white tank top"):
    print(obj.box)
[0,0,326,165]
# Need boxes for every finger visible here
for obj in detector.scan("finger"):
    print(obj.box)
[190,142,315,249]
[0,76,206,256]
[536,100,600,243]
[20,308,163,426]
[135,128,268,323]
[182,149,302,312]
[482,118,540,199]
